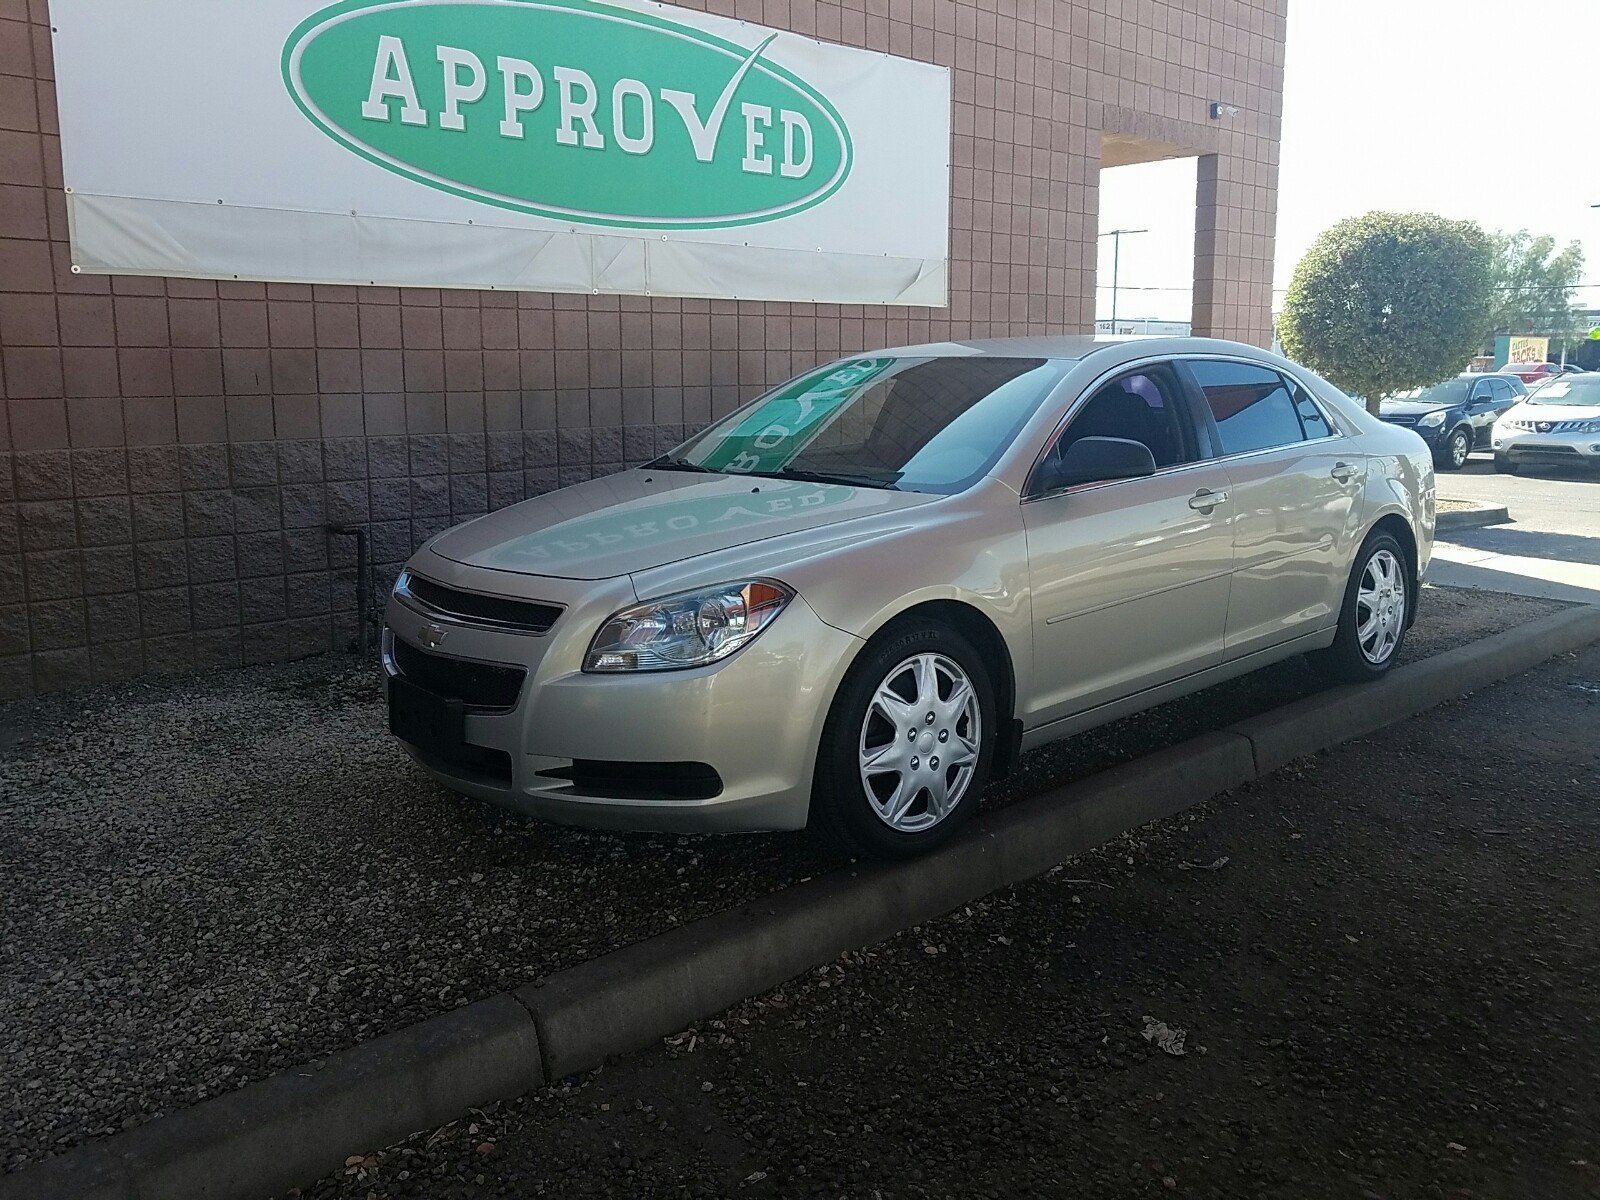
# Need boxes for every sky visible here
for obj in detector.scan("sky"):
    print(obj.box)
[1097,0,1600,324]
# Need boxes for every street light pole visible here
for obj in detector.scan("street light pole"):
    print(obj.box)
[1098,227,1148,333]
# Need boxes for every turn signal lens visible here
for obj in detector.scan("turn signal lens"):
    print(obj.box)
[583,580,794,672]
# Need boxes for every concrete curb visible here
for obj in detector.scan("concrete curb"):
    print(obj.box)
[1,996,545,1200]
[1230,603,1600,776]
[1436,504,1511,531]
[7,603,1599,1199]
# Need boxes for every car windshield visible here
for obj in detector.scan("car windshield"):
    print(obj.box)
[1386,378,1471,407]
[1525,376,1600,406]
[662,356,1068,494]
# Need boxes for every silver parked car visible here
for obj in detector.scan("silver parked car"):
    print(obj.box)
[385,337,1435,857]
[1492,372,1600,474]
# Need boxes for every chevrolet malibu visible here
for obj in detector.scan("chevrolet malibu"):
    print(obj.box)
[385,337,1434,858]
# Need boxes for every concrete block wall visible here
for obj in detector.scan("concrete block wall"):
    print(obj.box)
[0,0,1285,696]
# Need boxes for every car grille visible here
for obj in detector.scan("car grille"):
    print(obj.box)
[1506,419,1593,434]
[400,572,562,634]
[391,638,526,709]
[1381,415,1419,428]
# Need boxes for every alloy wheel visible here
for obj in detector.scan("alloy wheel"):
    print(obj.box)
[858,652,982,833]
[1450,431,1470,468]
[1356,548,1406,665]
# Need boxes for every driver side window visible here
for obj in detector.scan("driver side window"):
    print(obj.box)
[1039,367,1193,487]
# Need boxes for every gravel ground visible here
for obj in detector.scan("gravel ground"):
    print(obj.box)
[299,639,1600,1200]
[0,585,1567,1173]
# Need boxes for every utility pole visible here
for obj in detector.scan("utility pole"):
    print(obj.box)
[1098,228,1148,333]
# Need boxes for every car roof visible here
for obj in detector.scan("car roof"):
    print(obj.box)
[866,334,1274,361]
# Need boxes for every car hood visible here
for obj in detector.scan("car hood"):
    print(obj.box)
[1379,401,1452,418]
[428,470,941,579]
[1502,402,1600,422]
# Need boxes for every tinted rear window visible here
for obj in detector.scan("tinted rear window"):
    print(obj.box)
[1189,360,1307,455]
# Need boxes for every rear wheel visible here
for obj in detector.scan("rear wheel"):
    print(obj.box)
[1494,454,1518,474]
[812,619,995,859]
[1313,531,1411,683]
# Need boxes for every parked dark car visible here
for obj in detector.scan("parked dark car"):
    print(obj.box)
[1378,373,1528,470]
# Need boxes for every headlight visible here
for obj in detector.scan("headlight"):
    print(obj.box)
[1417,410,1446,428]
[1575,420,1600,434]
[584,580,794,672]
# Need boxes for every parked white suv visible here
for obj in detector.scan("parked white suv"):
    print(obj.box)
[1493,374,1600,474]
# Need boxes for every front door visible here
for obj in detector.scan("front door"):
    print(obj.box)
[1021,365,1235,728]
[1181,359,1363,656]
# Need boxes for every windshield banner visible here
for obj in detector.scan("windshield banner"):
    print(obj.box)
[51,0,950,305]
[699,357,896,473]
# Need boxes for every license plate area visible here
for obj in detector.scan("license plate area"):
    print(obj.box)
[388,675,467,759]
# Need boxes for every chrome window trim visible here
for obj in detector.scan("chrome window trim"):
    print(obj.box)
[393,571,561,636]
[1021,351,1350,500]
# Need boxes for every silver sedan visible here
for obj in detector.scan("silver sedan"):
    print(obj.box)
[384,336,1435,857]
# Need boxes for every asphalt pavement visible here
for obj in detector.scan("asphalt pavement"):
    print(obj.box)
[1431,456,1600,602]
[298,640,1600,1200]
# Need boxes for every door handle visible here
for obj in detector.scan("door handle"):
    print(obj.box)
[1188,488,1228,510]
[1331,461,1359,483]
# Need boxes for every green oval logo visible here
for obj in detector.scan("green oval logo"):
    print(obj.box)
[282,0,853,229]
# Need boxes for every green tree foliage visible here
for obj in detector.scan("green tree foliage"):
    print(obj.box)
[1278,212,1496,413]
[1487,230,1584,338]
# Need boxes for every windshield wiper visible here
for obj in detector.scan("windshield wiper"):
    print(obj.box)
[644,455,719,474]
[761,466,902,490]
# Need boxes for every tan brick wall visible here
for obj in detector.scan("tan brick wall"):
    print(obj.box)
[0,0,1285,696]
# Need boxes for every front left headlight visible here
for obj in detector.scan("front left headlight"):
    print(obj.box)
[1417,410,1446,428]
[584,580,794,672]
[1574,420,1600,434]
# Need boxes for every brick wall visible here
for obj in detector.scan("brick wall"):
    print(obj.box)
[0,0,1285,696]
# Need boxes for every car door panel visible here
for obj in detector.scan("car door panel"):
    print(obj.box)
[1218,446,1362,654]
[1179,358,1364,658]
[1021,467,1234,727]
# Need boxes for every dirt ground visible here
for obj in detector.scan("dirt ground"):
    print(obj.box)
[300,639,1600,1200]
[0,585,1571,1173]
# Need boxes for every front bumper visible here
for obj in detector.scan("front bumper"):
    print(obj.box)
[1491,429,1600,467]
[382,558,862,833]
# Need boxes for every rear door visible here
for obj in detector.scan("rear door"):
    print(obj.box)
[1180,358,1364,658]
[1020,362,1235,727]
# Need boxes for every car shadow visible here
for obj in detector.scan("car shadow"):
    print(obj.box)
[1439,524,1600,567]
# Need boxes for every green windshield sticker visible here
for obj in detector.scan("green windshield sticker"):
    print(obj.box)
[699,357,896,472]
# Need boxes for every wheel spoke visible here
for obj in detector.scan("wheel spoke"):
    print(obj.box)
[860,739,905,776]
[885,781,920,824]
[939,679,973,726]
[871,681,915,725]
[911,654,937,709]
[945,737,978,769]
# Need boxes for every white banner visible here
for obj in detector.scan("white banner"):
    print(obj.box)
[52,0,951,305]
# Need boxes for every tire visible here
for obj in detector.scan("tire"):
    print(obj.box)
[1438,427,1471,471]
[1312,531,1412,683]
[1494,454,1518,475]
[811,619,996,859]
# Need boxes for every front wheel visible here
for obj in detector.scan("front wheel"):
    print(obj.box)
[811,620,996,859]
[1438,428,1471,471]
[1312,532,1411,683]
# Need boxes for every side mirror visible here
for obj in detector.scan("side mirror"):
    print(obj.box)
[1039,436,1159,492]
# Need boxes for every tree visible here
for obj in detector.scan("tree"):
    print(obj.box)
[1487,230,1584,339]
[1277,212,1496,414]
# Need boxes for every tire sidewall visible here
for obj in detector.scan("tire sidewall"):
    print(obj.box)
[1447,428,1470,469]
[813,621,997,858]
